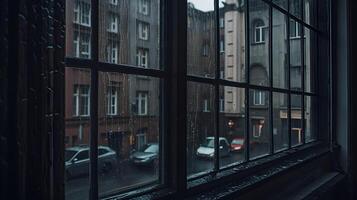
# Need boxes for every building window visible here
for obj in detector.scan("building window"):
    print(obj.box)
[136,92,148,116]
[73,85,90,116]
[108,13,118,33]
[254,19,265,43]
[109,0,118,6]
[202,44,209,56]
[203,99,211,112]
[74,1,91,26]
[253,123,263,138]
[106,41,118,64]
[136,48,149,68]
[219,98,224,112]
[138,0,149,15]
[253,90,265,105]
[136,133,147,150]
[219,17,224,28]
[107,86,118,115]
[73,31,91,59]
[137,21,149,40]
[220,40,224,53]
[290,19,301,38]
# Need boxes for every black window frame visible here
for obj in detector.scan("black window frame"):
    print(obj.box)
[63,0,330,199]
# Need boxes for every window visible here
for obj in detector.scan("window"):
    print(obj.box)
[136,48,149,68]
[220,40,224,53]
[219,98,224,112]
[106,41,118,64]
[106,86,118,115]
[138,0,149,15]
[108,13,118,33]
[109,0,118,6]
[202,44,209,56]
[73,32,91,58]
[253,90,265,105]
[219,17,224,28]
[137,21,149,40]
[74,1,91,26]
[253,123,263,138]
[290,19,301,38]
[73,85,90,116]
[254,19,265,43]
[203,99,210,112]
[135,92,148,115]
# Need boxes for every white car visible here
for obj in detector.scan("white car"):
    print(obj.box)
[196,137,230,159]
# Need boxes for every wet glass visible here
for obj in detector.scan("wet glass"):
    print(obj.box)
[98,0,161,70]
[272,8,288,89]
[272,0,288,10]
[249,89,270,159]
[187,0,216,78]
[66,0,92,59]
[290,0,302,19]
[291,94,303,146]
[273,92,288,152]
[65,67,91,200]
[305,96,316,142]
[249,1,270,87]
[290,19,302,91]
[219,86,245,168]
[187,81,216,177]
[304,28,316,93]
[220,0,246,82]
[303,0,316,27]
[97,72,161,197]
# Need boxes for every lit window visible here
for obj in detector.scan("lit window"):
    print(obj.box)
[138,0,149,15]
[136,48,149,68]
[107,86,118,115]
[73,85,90,116]
[138,21,149,40]
[254,19,265,43]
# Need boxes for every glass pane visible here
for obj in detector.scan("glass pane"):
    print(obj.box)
[272,9,288,89]
[219,86,245,168]
[187,0,216,78]
[291,94,303,146]
[304,0,316,26]
[220,0,246,82]
[290,20,302,91]
[187,82,216,177]
[304,28,316,93]
[272,0,288,10]
[290,0,302,19]
[65,67,91,200]
[249,1,269,86]
[305,96,316,142]
[249,89,270,159]
[97,72,161,196]
[98,0,161,69]
[273,92,288,152]
[66,0,92,59]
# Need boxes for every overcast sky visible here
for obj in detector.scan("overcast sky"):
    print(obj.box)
[188,0,225,12]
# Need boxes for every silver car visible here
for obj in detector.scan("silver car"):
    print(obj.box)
[196,137,230,159]
[130,143,159,166]
[65,145,117,180]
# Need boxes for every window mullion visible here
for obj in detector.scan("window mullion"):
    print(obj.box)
[245,0,251,161]
[269,4,274,154]
[214,0,220,173]
[287,0,292,149]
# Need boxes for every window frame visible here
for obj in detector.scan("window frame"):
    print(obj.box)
[62,0,327,199]
[253,19,266,43]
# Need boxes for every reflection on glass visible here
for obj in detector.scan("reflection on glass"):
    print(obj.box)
[272,9,288,89]
[305,96,316,142]
[304,0,316,26]
[98,0,161,69]
[219,86,245,168]
[220,0,246,82]
[98,72,161,196]
[290,20,302,91]
[249,1,269,86]
[249,89,270,159]
[66,0,92,59]
[187,82,216,177]
[187,0,216,78]
[291,94,303,146]
[273,92,288,152]
[65,68,91,200]
[290,0,302,19]
[304,28,316,93]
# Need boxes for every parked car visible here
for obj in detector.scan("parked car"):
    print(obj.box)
[196,137,230,159]
[130,143,159,166]
[230,137,245,152]
[65,145,117,180]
